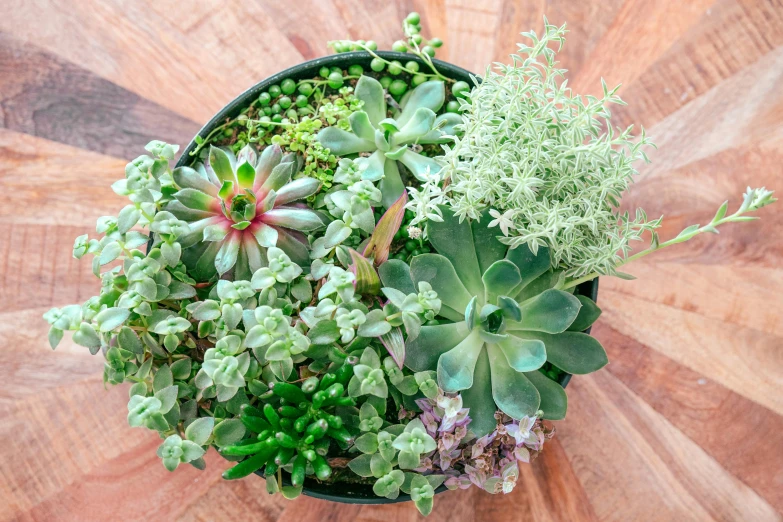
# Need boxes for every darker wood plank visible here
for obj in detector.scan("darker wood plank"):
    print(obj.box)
[593,322,783,513]
[0,32,199,159]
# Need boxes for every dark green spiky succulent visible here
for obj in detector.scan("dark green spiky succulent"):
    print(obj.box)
[317,75,460,207]
[221,371,356,495]
[379,207,607,436]
[168,144,325,281]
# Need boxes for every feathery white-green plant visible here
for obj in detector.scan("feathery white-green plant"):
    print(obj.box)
[431,21,657,278]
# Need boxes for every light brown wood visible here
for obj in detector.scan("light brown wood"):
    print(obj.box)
[1,1,781,520]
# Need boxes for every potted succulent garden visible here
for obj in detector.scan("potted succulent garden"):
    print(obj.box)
[44,13,776,515]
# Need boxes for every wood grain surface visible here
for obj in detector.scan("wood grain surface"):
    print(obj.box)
[1,1,781,520]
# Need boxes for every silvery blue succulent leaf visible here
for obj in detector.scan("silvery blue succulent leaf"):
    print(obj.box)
[316,127,376,156]
[418,113,463,144]
[396,81,446,126]
[354,75,387,126]
[391,108,437,146]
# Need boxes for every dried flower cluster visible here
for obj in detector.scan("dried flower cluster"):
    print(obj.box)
[414,393,554,495]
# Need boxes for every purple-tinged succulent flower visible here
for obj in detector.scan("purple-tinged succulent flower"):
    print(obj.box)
[410,391,555,495]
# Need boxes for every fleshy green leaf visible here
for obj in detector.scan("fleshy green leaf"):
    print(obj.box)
[348,453,374,477]
[118,327,143,354]
[396,450,421,470]
[496,335,546,372]
[511,289,581,333]
[355,75,387,126]
[73,322,101,349]
[154,385,178,414]
[393,108,436,145]
[185,417,215,446]
[410,254,472,318]
[208,146,235,183]
[379,156,404,209]
[482,260,522,303]
[397,81,445,126]
[437,329,484,392]
[405,321,470,372]
[317,127,375,156]
[525,370,567,420]
[506,243,551,295]
[518,331,608,375]
[214,232,241,275]
[396,149,443,181]
[170,357,192,380]
[96,307,130,332]
[357,309,392,337]
[308,320,341,345]
[349,111,376,141]
[354,432,379,454]
[460,349,498,437]
[486,343,540,419]
[153,364,173,392]
[426,206,483,296]
[568,294,602,332]
[377,260,415,295]
[213,418,246,447]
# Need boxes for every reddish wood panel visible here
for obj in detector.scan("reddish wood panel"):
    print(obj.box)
[0,1,781,521]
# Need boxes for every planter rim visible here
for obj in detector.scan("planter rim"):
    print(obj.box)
[173,50,598,505]
[174,51,479,168]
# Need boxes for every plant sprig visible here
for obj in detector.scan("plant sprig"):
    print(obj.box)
[328,12,452,83]
[560,187,777,289]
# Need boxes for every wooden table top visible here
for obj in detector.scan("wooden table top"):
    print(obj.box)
[1,1,781,520]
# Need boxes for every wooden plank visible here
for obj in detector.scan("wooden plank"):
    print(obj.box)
[594,322,783,512]
[444,0,503,73]
[613,0,783,129]
[0,0,301,122]
[599,289,783,416]
[570,0,714,94]
[639,46,783,181]
[0,223,101,314]
[602,262,783,336]
[0,130,128,227]
[0,1,782,521]
[0,33,199,159]
[559,372,780,521]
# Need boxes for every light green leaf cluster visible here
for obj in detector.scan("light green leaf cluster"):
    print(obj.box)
[349,413,443,515]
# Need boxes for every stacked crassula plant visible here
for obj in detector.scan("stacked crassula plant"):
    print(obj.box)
[43,12,775,517]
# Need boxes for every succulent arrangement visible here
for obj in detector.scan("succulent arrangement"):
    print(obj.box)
[44,12,775,517]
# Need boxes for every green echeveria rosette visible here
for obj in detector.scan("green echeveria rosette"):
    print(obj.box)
[167,144,326,282]
[378,206,607,436]
[316,75,461,207]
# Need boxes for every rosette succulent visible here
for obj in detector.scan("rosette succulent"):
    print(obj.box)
[168,144,325,281]
[316,75,461,207]
[379,207,608,436]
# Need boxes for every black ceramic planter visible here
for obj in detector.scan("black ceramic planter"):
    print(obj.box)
[174,51,599,504]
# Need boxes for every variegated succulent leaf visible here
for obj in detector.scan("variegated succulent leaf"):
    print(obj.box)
[168,144,324,281]
[378,206,608,435]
